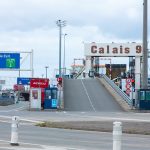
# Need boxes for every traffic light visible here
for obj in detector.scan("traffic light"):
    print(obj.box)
[131,79,135,88]
[57,77,62,87]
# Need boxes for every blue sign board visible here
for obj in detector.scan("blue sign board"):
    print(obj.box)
[51,99,58,108]
[17,77,31,85]
[0,53,20,69]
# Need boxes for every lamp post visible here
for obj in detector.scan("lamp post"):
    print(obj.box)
[142,0,148,89]
[45,66,49,78]
[56,20,66,77]
[63,33,67,75]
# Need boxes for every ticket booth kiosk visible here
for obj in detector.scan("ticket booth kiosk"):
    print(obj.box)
[137,89,150,110]
[44,87,58,109]
[30,78,49,110]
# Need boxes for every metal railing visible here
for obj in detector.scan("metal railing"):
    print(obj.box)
[102,74,132,107]
[74,67,85,79]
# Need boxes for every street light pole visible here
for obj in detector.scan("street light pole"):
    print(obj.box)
[56,20,66,77]
[142,0,148,89]
[45,66,49,78]
[63,33,67,75]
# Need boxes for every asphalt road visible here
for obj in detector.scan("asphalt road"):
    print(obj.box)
[0,102,150,149]
[64,78,123,112]
[0,121,150,150]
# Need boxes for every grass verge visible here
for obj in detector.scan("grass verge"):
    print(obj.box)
[36,120,150,135]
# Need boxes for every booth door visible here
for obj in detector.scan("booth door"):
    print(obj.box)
[30,88,41,109]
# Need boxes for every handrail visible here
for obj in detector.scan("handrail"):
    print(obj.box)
[102,74,132,107]
[74,67,85,79]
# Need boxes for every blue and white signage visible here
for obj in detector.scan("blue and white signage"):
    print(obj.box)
[0,53,20,69]
[17,77,31,85]
[51,99,58,108]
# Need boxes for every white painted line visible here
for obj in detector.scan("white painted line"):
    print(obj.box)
[0,115,43,124]
[0,139,86,150]
[0,115,12,119]
[62,113,150,123]
[0,119,11,123]
[0,106,26,112]
[20,118,44,124]
[81,79,96,112]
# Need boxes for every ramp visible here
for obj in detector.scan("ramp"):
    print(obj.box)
[63,78,124,112]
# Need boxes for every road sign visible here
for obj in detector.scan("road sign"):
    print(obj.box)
[0,53,20,69]
[17,77,31,85]
[126,78,132,83]
[13,84,25,91]
[126,78,132,95]
[126,89,131,95]
[126,84,131,89]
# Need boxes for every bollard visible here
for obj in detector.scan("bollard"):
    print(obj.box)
[10,116,19,146]
[113,121,122,150]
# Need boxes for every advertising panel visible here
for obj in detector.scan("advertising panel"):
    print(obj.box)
[30,78,49,88]
[0,53,20,69]
[84,43,142,57]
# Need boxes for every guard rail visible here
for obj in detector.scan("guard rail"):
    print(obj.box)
[102,74,133,107]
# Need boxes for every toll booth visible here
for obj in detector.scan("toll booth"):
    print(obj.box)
[44,87,58,109]
[29,78,49,110]
[137,89,150,110]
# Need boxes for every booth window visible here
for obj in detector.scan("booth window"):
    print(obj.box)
[140,91,145,100]
[51,89,57,99]
[45,90,51,99]
[146,91,150,100]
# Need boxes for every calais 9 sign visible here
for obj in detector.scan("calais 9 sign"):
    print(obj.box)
[0,53,20,69]
[84,43,143,57]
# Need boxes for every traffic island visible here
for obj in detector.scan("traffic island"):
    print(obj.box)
[36,120,150,135]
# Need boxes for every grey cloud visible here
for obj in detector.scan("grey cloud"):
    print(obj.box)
[0,0,149,39]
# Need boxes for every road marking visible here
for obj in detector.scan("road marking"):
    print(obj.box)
[81,79,96,112]
[62,113,150,123]
[0,115,43,124]
[0,139,86,150]
[0,106,27,113]
[0,119,11,123]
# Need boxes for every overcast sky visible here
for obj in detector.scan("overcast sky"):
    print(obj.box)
[0,0,149,83]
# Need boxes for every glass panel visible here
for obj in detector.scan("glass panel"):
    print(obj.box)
[45,90,51,99]
[51,89,57,99]
[146,91,150,100]
[140,91,145,100]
